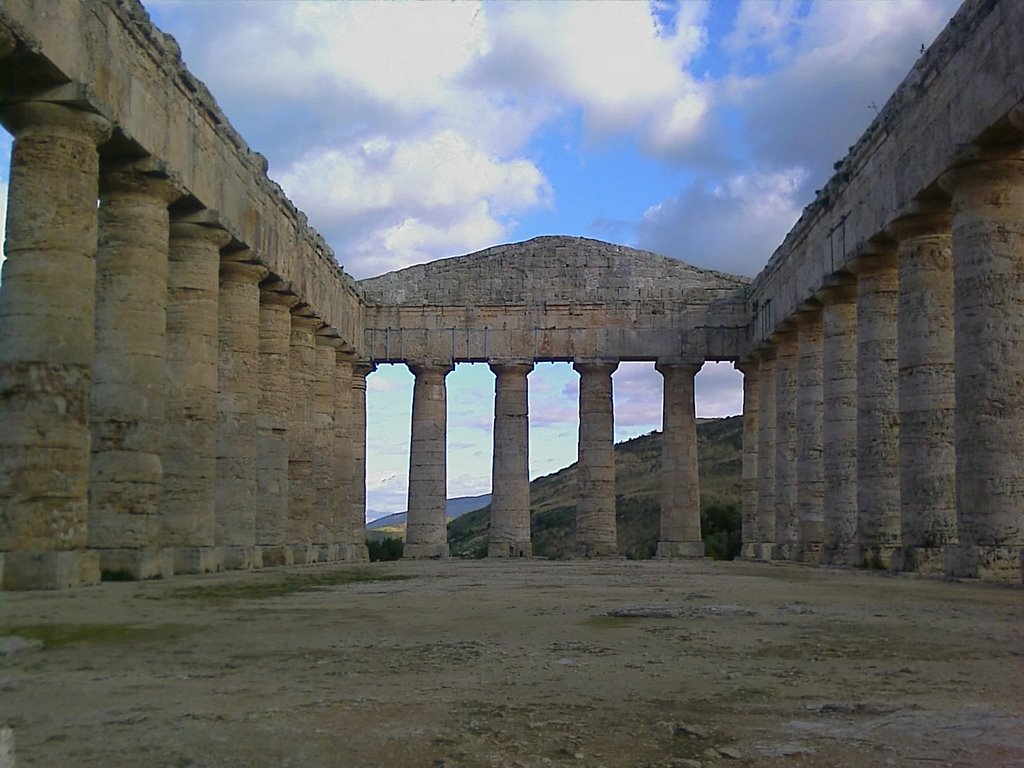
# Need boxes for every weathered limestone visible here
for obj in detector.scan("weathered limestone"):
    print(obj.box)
[772,332,799,560]
[335,351,366,561]
[655,360,704,558]
[889,212,956,574]
[488,361,534,558]
[755,348,777,560]
[942,154,1024,582]
[288,312,321,565]
[817,281,858,566]
[0,102,111,589]
[574,360,619,557]
[851,250,900,569]
[313,334,342,562]
[404,362,454,559]
[255,285,298,567]
[350,362,374,561]
[162,220,230,575]
[794,309,824,564]
[215,252,268,571]
[88,163,178,581]
[736,362,759,560]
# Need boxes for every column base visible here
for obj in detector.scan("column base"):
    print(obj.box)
[574,541,618,558]
[260,545,294,568]
[171,547,224,575]
[945,545,1023,583]
[891,546,946,575]
[849,544,899,570]
[753,542,775,561]
[291,545,319,565]
[796,544,822,565]
[488,540,532,558]
[222,545,261,571]
[738,543,760,560]
[820,544,852,567]
[656,541,705,559]
[2,550,101,590]
[403,542,449,559]
[317,544,339,563]
[346,543,370,562]
[96,548,173,581]
[769,542,797,561]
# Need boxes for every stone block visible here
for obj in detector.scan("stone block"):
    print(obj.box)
[171,547,223,575]
[2,551,100,590]
[849,544,898,570]
[317,544,338,563]
[769,543,797,561]
[656,541,705,559]
[945,545,1023,583]
[223,545,259,571]
[796,544,822,565]
[97,548,172,581]
[891,546,945,575]
[260,545,294,568]
[291,545,319,565]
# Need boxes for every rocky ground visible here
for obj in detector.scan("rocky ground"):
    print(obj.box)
[2,558,1022,767]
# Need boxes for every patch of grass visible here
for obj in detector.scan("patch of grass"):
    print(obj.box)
[170,568,412,603]
[1,623,195,649]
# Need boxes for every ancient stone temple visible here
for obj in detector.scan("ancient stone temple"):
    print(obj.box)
[0,0,1022,588]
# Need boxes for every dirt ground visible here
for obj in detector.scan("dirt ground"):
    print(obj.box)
[1,558,1022,768]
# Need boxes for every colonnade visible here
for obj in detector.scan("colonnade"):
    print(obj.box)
[739,148,1024,582]
[399,358,705,560]
[0,102,369,589]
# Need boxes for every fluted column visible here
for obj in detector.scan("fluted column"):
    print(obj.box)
[215,252,268,571]
[288,312,321,565]
[349,361,374,561]
[313,333,342,562]
[88,163,178,581]
[163,219,230,575]
[755,347,777,559]
[817,281,858,566]
[794,308,824,563]
[942,154,1024,582]
[488,361,534,558]
[334,351,363,561]
[655,360,704,558]
[404,361,454,559]
[890,211,956,574]
[852,250,900,568]
[573,359,619,557]
[736,361,760,560]
[772,332,799,560]
[0,103,111,589]
[256,285,298,567]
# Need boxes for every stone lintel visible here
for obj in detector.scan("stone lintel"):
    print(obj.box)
[171,547,224,575]
[2,551,100,590]
[96,548,173,581]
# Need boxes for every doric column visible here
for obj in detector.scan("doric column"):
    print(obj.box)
[288,312,321,565]
[655,359,704,558]
[312,333,342,562]
[573,359,619,557]
[488,361,534,558]
[852,249,900,568]
[817,280,858,566]
[889,211,956,574]
[772,331,799,560]
[755,347,777,559]
[215,251,268,571]
[404,361,454,559]
[349,361,374,561]
[0,103,111,589]
[793,307,824,563]
[88,163,178,581]
[255,284,298,567]
[941,154,1024,582]
[735,360,760,560]
[333,350,363,561]
[163,219,230,575]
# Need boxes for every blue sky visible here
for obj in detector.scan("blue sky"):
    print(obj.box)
[0,0,961,517]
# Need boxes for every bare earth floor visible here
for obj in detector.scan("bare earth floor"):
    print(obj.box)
[2,559,1022,768]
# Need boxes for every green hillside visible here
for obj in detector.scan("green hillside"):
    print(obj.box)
[447,415,742,560]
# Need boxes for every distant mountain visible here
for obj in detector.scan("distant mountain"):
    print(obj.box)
[366,493,492,531]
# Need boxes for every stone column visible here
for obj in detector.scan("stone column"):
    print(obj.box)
[573,359,619,557]
[851,250,900,569]
[163,219,230,575]
[404,361,454,559]
[0,103,111,589]
[88,163,178,581]
[333,350,362,561]
[255,284,298,567]
[488,361,534,558]
[655,360,704,558]
[288,312,321,565]
[942,154,1024,582]
[215,252,268,571]
[772,331,799,560]
[313,333,342,562]
[349,361,374,561]
[889,211,956,574]
[735,361,759,560]
[794,308,824,564]
[755,347,776,559]
[817,281,858,566]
